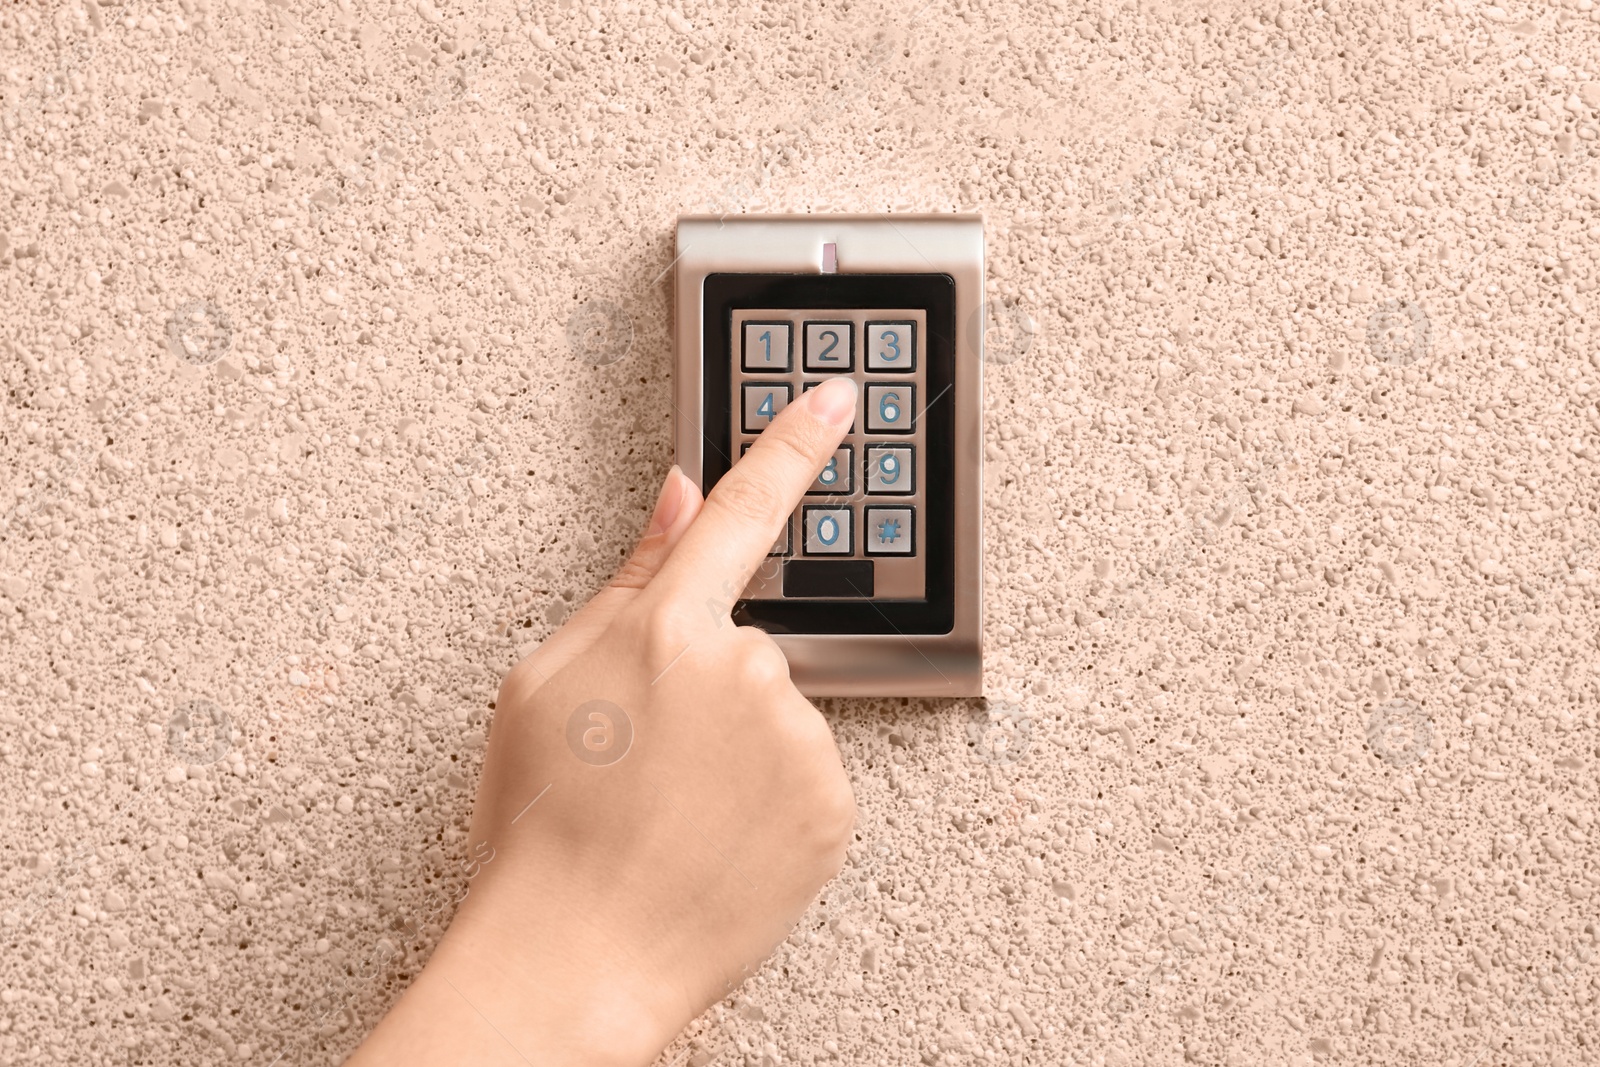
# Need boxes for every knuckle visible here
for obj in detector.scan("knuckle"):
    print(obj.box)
[622,596,701,662]
[497,657,544,707]
[731,626,790,687]
[804,773,857,863]
[816,778,857,843]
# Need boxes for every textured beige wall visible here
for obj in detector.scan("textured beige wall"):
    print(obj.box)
[2,0,1599,1064]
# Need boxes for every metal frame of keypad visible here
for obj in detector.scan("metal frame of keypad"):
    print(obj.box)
[674,215,984,698]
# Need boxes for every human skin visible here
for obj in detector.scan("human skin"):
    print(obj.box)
[346,376,863,1066]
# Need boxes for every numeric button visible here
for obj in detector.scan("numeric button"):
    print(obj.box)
[803,321,854,372]
[864,383,915,434]
[741,382,791,433]
[807,445,854,495]
[864,445,914,495]
[742,321,792,372]
[802,506,853,555]
[865,321,916,372]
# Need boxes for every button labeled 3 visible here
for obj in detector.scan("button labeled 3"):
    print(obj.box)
[865,321,916,372]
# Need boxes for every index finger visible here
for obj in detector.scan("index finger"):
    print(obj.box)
[651,376,858,601]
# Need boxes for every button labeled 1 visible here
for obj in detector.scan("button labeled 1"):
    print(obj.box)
[742,383,791,433]
[864,383,915,434]
[742,321,792,372]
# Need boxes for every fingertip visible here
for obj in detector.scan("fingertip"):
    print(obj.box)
[803,376,858,428]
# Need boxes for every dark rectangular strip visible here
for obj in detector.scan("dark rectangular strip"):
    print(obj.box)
[783,560,875,598]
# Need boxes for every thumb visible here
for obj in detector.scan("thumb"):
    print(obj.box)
[506,466,704,694]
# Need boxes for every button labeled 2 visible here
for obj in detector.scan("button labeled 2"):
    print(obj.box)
[804,321,854,372]
[864,383,915,434]
[742,383,791,433]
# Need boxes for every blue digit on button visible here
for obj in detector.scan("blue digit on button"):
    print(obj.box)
[818,516,839,545]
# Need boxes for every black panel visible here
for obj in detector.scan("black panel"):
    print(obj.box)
[702,272,956,636]
[783,560,875,598]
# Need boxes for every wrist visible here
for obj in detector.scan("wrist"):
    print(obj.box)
[348,882,678,1067]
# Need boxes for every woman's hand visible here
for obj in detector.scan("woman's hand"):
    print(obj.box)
[348,376,862,1067]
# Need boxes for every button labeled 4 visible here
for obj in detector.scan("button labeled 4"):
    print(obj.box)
[741,383,791,433]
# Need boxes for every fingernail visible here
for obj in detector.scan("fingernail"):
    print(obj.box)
[805,377,858,427]
[645,466,687,537]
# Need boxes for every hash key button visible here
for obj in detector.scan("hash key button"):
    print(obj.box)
[864,507,914,556]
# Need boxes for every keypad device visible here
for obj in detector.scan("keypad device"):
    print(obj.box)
[676,213,982,697]
[729,306,928,600]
